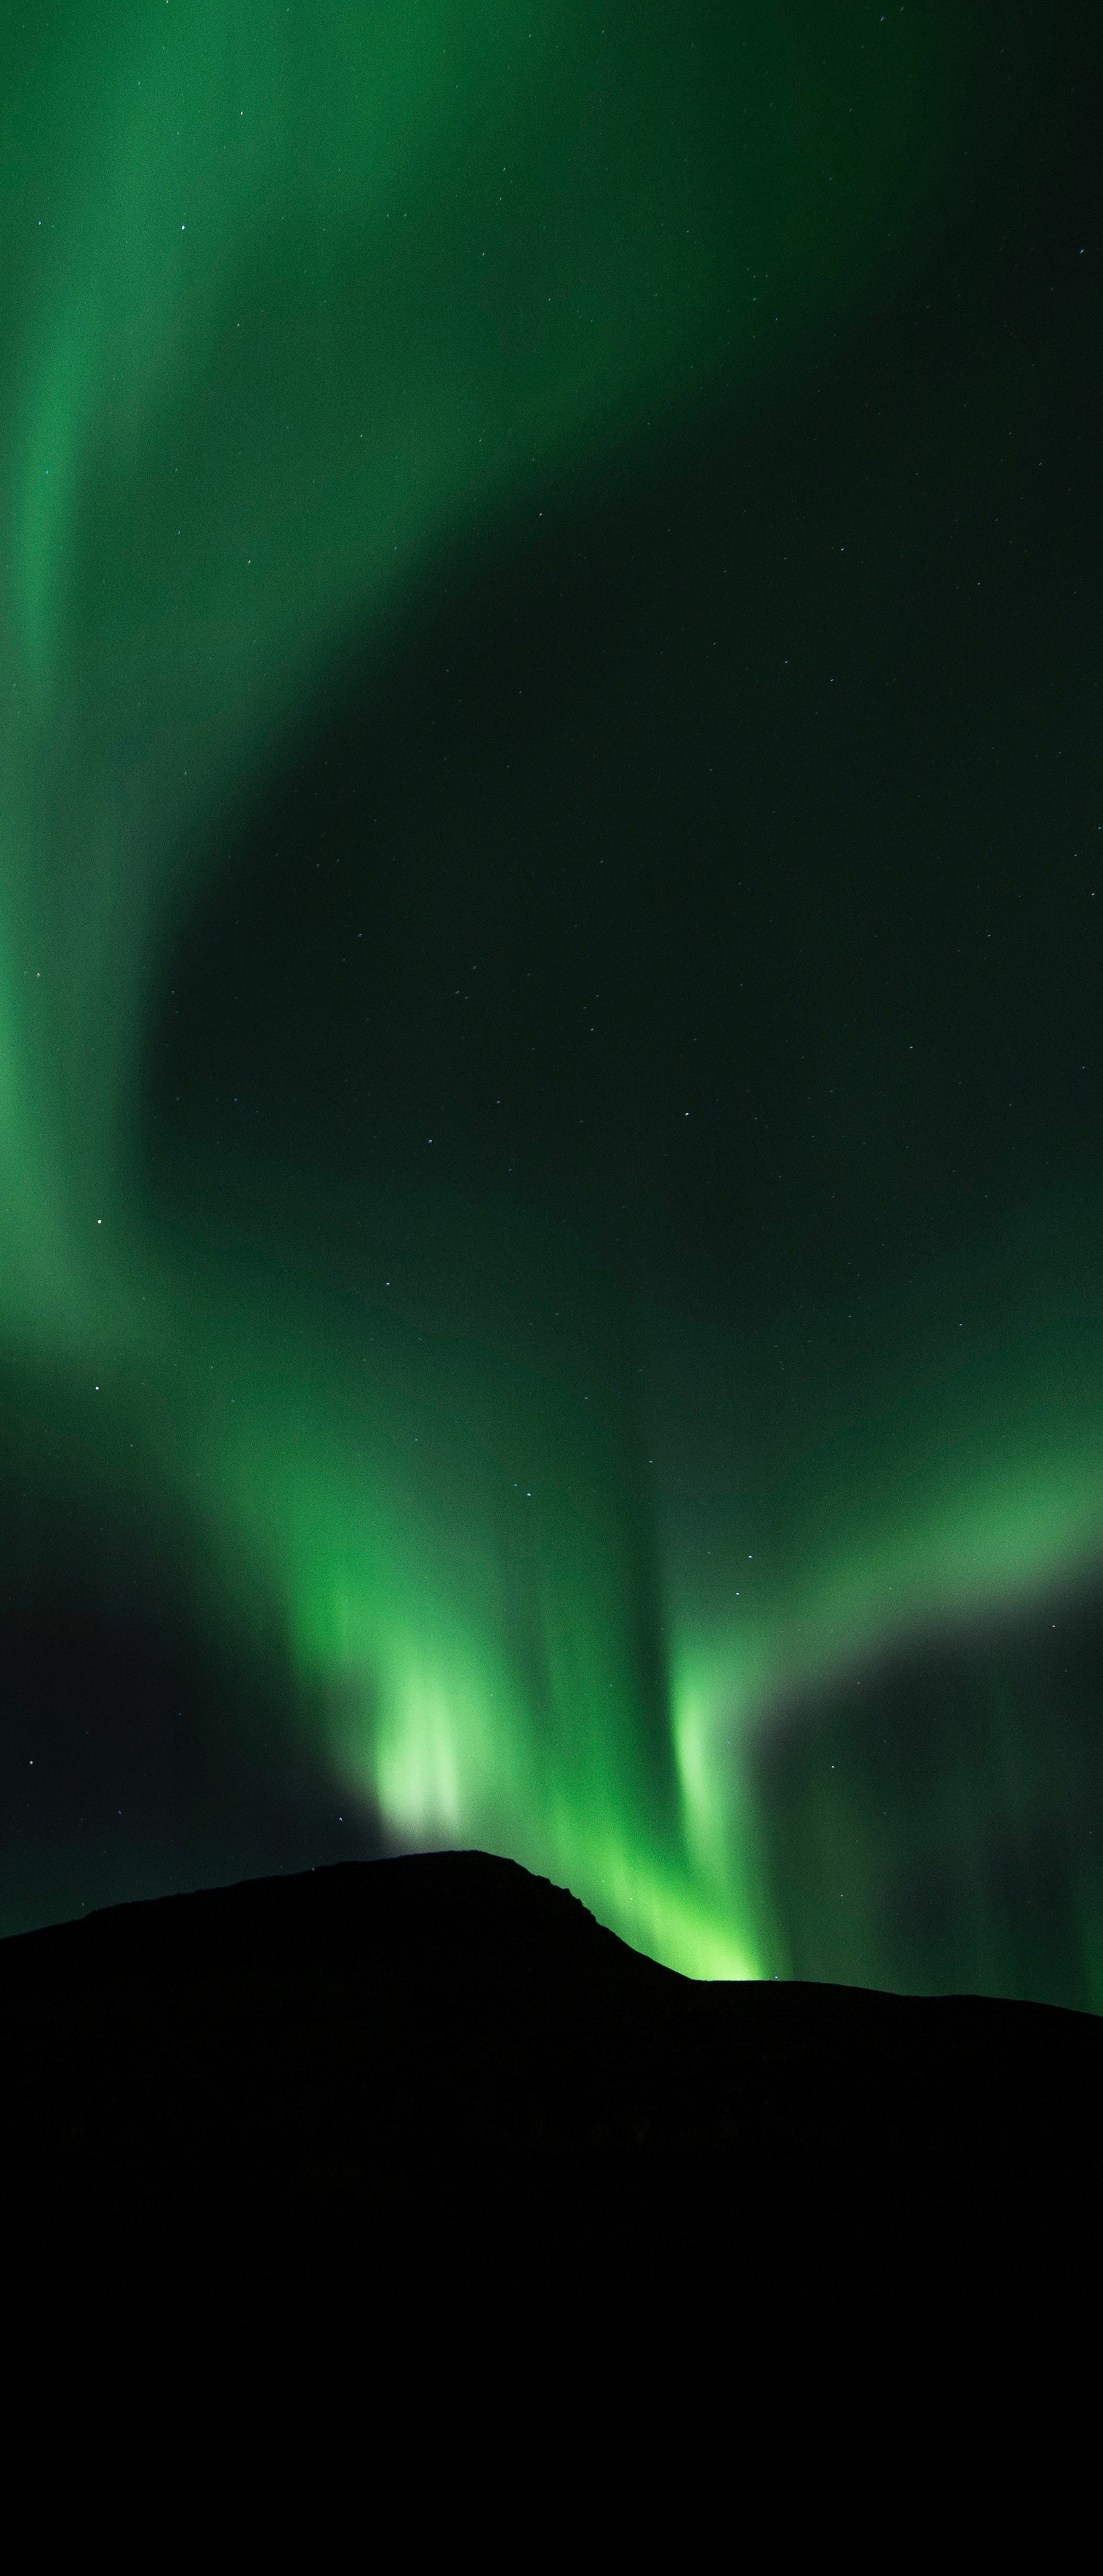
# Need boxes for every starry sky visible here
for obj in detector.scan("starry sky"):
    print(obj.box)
[2,1,1102,2002]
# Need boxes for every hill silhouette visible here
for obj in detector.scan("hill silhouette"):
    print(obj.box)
[2,1849,1100,2335]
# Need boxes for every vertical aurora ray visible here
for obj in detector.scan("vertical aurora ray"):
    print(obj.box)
[2,1,1102,1992]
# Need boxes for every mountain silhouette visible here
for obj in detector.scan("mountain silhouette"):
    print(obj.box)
[3,1847,1100,2355]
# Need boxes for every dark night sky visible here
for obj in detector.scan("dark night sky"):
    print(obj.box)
[2,4,1103,1998]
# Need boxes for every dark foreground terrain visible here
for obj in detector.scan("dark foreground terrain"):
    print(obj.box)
[2,1849,1100,2341]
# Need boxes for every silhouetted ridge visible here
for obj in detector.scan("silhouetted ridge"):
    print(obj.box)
[0,1849,630,1986]
[1,1851,1100,2332]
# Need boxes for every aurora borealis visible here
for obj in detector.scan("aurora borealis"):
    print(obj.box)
[2,1,1102,2002]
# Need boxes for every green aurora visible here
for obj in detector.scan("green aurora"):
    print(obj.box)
[2,1,1103,1997]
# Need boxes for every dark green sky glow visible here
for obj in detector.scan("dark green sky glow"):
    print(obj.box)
[2,3,1102,2000]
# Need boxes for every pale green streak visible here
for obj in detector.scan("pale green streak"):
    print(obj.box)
[0,3,1074,1977]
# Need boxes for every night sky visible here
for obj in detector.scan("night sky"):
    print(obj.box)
[2,2,1103,2002]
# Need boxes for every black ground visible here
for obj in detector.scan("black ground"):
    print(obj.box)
[3,1849,1100,2354]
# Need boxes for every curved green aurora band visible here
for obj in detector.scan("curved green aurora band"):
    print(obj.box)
[1,0,1097,1977]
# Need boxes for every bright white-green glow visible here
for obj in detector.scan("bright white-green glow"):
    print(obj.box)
[0,3,1085,1981]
